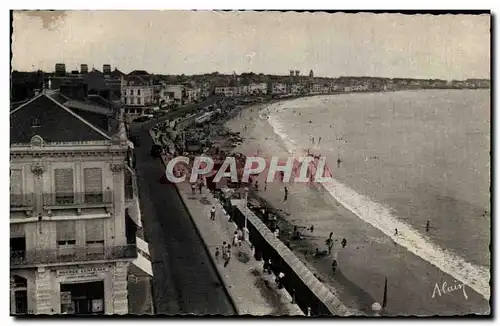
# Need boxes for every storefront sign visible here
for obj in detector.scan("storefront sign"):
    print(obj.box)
[57,267,109,280]
[60,291,72,305]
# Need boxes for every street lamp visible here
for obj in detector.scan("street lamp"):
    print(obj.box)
[244,187,249,241]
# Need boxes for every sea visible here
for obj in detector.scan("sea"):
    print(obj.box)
[227,89,491,303]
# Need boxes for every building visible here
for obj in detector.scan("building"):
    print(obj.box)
[55,64,66,77]
[103,65,111,77]
[10,90,149,314]
[248,83,267,95]
[80,64,88,74]
[289,83,304,94]
[121,71,156,115]
[295,70,300,77]
[214,86,234,97]
[162,84,183,102]
[271,83,287,95]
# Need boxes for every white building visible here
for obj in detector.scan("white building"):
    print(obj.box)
[121,71,156,115]
[215,86,234,97]
[10,91,151,315]
[163,84,183,102]
[271,83,287,94]
[249,83,267,95]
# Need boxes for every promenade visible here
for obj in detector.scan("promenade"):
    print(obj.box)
[174,180,304,316]
[151,129,303,315]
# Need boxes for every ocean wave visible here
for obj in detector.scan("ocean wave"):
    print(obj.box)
[266,111,491,301]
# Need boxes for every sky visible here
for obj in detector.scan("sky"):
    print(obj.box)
[11,10,490,79]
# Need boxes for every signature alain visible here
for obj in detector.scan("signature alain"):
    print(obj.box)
[432,280,468,300]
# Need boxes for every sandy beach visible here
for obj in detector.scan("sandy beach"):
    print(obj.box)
[223,97,490,316]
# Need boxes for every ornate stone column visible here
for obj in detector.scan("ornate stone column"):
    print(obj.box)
[31,164,45,217]
[35,267,53,314]
[112,262,129,314]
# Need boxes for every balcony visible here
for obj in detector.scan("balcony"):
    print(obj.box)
[11,244,137,268]
[10,194,35,211]
[43,191,113,212]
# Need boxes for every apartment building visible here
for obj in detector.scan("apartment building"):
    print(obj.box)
[121,71,156,115]
[9,91,147,315]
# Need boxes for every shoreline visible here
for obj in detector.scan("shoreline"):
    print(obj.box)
[152,92,490,315]
[221,96,490,315]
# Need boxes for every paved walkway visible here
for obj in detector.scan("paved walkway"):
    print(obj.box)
[174,175,304,316]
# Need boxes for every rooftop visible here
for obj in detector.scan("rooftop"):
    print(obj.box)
[10,92,114,145]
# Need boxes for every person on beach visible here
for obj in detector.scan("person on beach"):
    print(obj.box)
[426,220,430,232]
[318,137,322,145]
[332,260,338,275]
[198,180,203,194]
[394,228,398,236]
[264,181,267,192]
[309,225,314,233]
[337,157,342,167]
[341,238,347,248]
[255,180,259,191]
[210,205,216,221]
[326,233,334,255]
[284,186,288,202]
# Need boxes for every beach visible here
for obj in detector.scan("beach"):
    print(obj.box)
[224,90,490,315]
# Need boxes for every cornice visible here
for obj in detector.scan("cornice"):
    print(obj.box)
[10,149,127,159]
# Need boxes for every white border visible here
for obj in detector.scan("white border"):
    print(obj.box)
[2,2,496,326]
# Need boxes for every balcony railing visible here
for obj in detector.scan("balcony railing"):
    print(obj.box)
[10,194,35,209]
[43,191,113,207]
[11,244,137,267]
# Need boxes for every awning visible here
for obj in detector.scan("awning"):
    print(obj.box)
[128,140,134,149]
[136,236,150,256]
[126,203,142,228]
[130,251,153,277]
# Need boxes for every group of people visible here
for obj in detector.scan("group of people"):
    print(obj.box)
[215,241,233,268]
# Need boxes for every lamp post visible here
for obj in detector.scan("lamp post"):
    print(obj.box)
[244,187,249,241]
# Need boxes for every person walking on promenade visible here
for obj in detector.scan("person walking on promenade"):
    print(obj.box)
[215,247,220,261]
[284,186,288,202]
[255,181,259,191]
[426,220,430,232]
[224,245,232,267]
[232,231,239,247]
[332,260,338,275]
[198,180,203,194]
[341,238,347,248]
[264,181,267,192]
[210,205,216,221]
[191,183,196,196]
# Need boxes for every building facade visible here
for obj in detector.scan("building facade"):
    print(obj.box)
[121,73,156,115]
[10,92,140,315]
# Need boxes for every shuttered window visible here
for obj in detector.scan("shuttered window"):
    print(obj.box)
[85,219,104,243]
[84,168,103,203]
[56,221,76,245]
[54,169,74,204]
[10,169,22,194]
[86,219,104,255]
[10,169,24,207]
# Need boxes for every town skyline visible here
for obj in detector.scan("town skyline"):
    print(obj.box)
[12,11,490,80]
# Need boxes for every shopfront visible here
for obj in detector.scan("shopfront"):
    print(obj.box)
[57,266,108,315]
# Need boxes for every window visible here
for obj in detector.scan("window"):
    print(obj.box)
[54,169,74,204]
[56,221,76,247]
[137,89,141,96]
[139,97,143,105]
[130,89,134,96]
[10,169,22,194]
[83,168,103,203]
[86,219,104,255]
[126,98,129,105]
[29,116,40,128]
